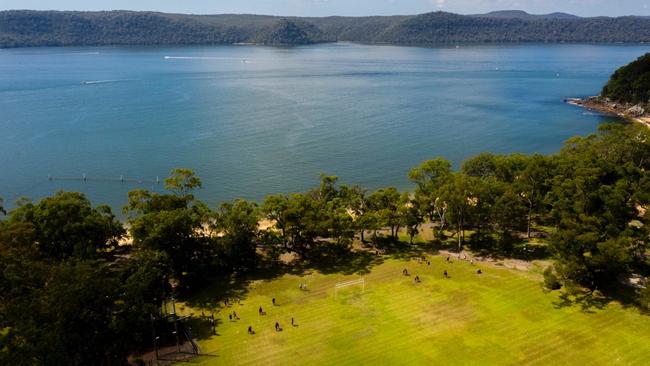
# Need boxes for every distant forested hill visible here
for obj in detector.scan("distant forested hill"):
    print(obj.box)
[2,10,650,48]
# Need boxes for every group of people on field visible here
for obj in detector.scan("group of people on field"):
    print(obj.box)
[403,253,484,282]
[235,297,297,335]
[226,253,484,337]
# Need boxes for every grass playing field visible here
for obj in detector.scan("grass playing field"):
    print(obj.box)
[174,251,650,365]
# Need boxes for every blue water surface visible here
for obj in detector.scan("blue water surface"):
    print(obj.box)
[1,42,647,211]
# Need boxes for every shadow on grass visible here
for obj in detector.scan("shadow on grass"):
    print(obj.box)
[185,315,222,341]
[371,235,441,260]
[552,291,610,313]
[181,241,385,317]
[467,233,550,261]
[300,241,384,275]
[551,281,641,313]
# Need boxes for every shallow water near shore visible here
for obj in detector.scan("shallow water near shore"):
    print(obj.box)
[0,42,647,212]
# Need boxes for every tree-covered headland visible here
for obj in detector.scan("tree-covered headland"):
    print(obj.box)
[1,120,649,365]
[602,52,650,106]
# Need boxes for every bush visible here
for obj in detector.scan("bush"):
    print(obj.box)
[543,266,562,290]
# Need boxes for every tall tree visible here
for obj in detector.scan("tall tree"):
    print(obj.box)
[408,158,452,237]
[164,168,202,196]
[368,187,403,242]
[547,124,650,290]
[7,191,123,260]
[125,169,212,288]
[215,199,260,271]
[401,193,424,245]
[439,174,477,251]
[516,154,554,238]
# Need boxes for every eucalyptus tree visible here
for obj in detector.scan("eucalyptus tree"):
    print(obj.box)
[6,191,123,260]
[367,187,403,242]
[408,158,452,237]
[401,192,424,245]
[215,199,260,271]
[438,173,478,252]
[515,154,554,238]
[125,168,212,289]
[546,124,650,290]
[339,184,370,242]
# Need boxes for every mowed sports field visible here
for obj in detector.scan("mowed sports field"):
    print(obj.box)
[178,254,650,365]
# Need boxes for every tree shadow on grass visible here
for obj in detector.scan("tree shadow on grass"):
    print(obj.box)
[466,233,550,261]
[552,291,610,313]
[551,281,641,314]
[371,235,440,261]
[183,274,252,312]
[300,241,384,275]
[184,315,222,341]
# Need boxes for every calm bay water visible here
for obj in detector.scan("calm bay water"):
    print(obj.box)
[1,42,648,212]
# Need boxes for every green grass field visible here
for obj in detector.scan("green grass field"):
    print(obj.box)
[175,253,650,365]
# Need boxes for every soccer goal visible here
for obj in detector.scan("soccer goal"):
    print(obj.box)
[334,277,365,297]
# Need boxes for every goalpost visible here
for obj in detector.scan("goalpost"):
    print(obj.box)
[334,277,365,297]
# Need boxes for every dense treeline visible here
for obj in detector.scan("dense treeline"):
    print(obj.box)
[602,53,650,105]
[377,12,650,44]
[3,10,650,48]
[1,123,649,365]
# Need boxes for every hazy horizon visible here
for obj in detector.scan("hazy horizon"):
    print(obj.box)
[0,0,648,18]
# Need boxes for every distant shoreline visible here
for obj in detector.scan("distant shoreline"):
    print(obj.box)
[566,97,650,128]
[3,10,650,48]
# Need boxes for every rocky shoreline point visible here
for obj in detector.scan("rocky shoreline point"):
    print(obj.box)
[565,96,650,128]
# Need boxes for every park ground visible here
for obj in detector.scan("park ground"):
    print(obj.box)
[161,233,650,366]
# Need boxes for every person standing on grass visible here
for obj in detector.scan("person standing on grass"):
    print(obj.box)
[272,297,276,306]
[444,270,448,278]
[291,317,294,326]
[259,306,263,315]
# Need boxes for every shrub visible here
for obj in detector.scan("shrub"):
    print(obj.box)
[543,266,562,290]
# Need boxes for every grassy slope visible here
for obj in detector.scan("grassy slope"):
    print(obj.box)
[177,254,650,365]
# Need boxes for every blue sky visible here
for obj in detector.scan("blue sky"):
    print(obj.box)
[0,0,647,17]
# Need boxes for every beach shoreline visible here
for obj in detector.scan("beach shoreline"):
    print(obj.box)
[566,96,650,128]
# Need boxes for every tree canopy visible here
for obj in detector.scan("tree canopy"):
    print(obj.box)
[602,53,650,104]
[1,123,649,365]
